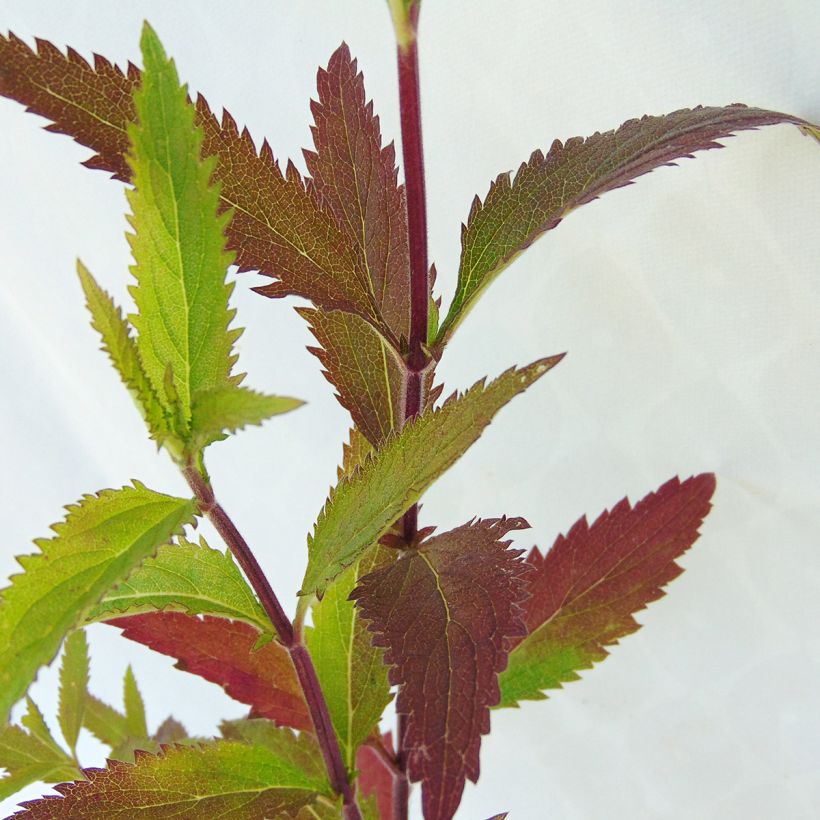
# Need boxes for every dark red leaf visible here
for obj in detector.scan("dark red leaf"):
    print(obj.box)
[352,518,531,820]
[108,613,311,732]
[306,44,411,340]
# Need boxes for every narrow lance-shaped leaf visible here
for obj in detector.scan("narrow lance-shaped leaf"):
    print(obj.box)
[126,25,239,437]
[0,699,80,802]
[122,665,147,739]
[305,43,411,340]
[0,482,196,723]
[353,517,530,820]
[77,261,171,446]
[0,33,386,338]
[57,630,89,754]
[85,536,272,634]
[14,738,333,818]
[190,386,303,450]
[497,474,716,707]
[126,25,302,456]
[306,544,394,770]
[301,355,562,597]
[109,612,311,732]
[437,106,814,345]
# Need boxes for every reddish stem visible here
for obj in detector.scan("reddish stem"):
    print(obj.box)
[395,7,427,817]
[183,466,361,820]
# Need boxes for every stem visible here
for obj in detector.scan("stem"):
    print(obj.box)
[393,713,411,820]
[182,465,362,820]
[397,4,427,546]
[395,6,427,817]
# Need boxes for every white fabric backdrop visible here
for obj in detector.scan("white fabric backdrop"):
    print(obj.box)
[1,1,819,817]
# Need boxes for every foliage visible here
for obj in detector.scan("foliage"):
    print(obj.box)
[0,6,816,820]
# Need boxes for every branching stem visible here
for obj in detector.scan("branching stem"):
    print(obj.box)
[182,465,362,820]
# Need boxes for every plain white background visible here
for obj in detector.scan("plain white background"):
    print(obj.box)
[1,1,820,817]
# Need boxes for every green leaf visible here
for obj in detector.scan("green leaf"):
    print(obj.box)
[0,482,196,723]
[306,544,394,770]
[15,738,333,818]
[57,631,89,754]
[83,695,129,750]
[301,356,562,597]
[437,106,814,346]
[20,699,62,757]
[76,260,172,446]
[123,665,147,739]
[0,701,80,802]
[126,24,240,448]
[85,536,271,633]
[190,385,303,450]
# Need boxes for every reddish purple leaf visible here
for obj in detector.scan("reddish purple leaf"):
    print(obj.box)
[306,43,411,340]
[352,518,531,820]
[299,307,406,447]
[356,734,395,820]
[437,106,812,345]
[0,33,385,334]
[108,613,311,732]
[498,474,716,707]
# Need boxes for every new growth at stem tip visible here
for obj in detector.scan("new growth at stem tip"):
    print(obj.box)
[386,0,420,49]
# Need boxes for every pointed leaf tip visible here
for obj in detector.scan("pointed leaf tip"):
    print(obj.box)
[437,105,812,347]
[498,473,716,707]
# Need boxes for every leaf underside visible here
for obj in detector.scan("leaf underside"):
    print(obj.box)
[13,738,331,818]
[108,612,311,732]
[301,355,561,597]
[437,105,811,344]
[85,536,271,633]
[498,474,716,707]
[352,517,531,820]
[0,483,195,723]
